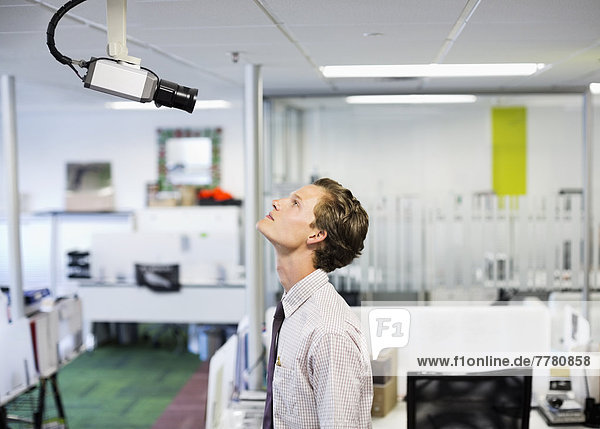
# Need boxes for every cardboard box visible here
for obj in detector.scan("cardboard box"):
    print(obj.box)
[371,347,397,384]
[371,376,397,417]
[66,191,114,212]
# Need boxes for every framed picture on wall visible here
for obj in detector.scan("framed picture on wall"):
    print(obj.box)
[157,128,222,191]
[65,162,115,211]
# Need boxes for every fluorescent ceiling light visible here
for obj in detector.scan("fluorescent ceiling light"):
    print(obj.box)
[191,100,231,109]
[346,94,477,104]
[321,63,544,78]
[105,100,231,110]
[105,102,156,110]
[590,83,600,94]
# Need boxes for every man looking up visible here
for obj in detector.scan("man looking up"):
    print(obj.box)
[258,177,373,429]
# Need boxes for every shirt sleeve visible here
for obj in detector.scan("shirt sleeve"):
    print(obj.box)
[308,332,373,429]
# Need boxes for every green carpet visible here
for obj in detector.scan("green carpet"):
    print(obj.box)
[56,344,202,429]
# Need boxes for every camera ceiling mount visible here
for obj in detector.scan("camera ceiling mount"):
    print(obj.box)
[47,0,198,113]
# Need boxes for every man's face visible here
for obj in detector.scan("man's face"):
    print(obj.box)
[257,184,326,252]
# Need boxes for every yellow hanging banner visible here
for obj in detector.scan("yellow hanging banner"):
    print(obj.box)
[492,107,527,195]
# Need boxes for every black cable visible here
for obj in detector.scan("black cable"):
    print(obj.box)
[46,0,89,81]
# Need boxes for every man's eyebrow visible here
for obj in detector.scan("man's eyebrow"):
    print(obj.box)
[290,193,303,201]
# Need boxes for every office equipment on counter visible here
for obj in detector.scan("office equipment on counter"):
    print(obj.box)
[24,288,51,316]
[537,379,586,425]
[539,398,585,425]
[135,263,180,292]
[406,369,533,429]
[0,287,53,320]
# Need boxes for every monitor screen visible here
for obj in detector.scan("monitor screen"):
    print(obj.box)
[407,370,532,429]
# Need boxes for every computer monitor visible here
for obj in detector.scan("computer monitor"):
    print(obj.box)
[407,369,532,429]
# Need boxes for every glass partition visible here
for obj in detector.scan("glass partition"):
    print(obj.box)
[263,94,599,297]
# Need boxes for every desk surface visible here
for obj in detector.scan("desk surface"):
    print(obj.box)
[78,284,245,324]
[372,402,586,429]
[79,280,245,288]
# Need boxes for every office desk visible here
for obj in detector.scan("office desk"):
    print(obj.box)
[372,402,586,428]
[77,282,245,339]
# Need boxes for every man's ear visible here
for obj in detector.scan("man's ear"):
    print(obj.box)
[307,230,327,245]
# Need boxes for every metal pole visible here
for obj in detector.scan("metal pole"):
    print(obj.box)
[262,100,276,307]
[582,90,594,322]
[1,75,25,320]
[244,64,264,390]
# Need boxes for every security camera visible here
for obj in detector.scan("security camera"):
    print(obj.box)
[84,58,197,113]
[47,0,198,114]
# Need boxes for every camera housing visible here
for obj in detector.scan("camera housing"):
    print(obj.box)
[83,58,197,113]
[84,58,157,102]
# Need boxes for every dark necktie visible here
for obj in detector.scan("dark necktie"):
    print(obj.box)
[263,300,285,429]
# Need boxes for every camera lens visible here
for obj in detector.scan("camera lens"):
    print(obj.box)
[153,79,198,113]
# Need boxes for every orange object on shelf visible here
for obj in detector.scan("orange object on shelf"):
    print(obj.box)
[197,187,233,201]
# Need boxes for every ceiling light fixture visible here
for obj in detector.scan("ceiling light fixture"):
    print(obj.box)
[590,83,600,94]
[321,63,544,78]
[345,95,477,104]
[106,100,231,110]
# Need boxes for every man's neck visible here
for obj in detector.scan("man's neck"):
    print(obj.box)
[275,251,317,292]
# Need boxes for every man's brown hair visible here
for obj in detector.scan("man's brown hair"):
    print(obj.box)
[311,178,369,272]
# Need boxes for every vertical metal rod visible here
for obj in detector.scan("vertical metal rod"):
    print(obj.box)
[386,197,396,291]
[491,195,497,288]
[518,196,528,289]
[360,202,370,294]
[262,100,276,304]
[296,109,304,183]
[244,64,265,390]
[582,90,594,321]
[372,204,380,292]
[397,197,404,290]
[1,75,25,320]
[415,199,424,292]
[463,194,472,288]
[50,214,58,296]
[545,196,554,289]
[445,196,454,288]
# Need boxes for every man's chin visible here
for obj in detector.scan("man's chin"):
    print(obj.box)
[256,218,270,235]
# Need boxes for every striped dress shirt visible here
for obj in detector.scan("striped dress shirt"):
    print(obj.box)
[272,269,373,429]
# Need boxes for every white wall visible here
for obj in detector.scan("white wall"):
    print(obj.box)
[2,93,600,214]
[0,99,245,213]
[527,103,585,194]
[300,96,600,205]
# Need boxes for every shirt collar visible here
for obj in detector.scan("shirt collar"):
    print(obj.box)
[281,269,329,319]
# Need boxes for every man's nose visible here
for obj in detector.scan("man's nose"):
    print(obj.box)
[272,199,279,210]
